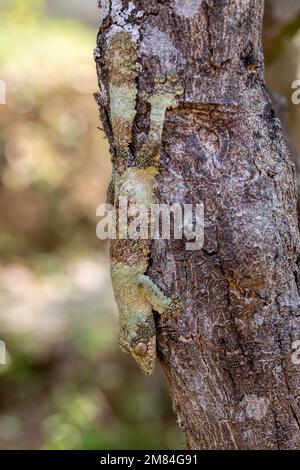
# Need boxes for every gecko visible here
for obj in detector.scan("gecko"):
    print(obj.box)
[103,32,183,375]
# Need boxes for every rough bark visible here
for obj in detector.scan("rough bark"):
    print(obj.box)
[95,0,300,450]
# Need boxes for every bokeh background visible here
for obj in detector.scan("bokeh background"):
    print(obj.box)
[0,0,300,450]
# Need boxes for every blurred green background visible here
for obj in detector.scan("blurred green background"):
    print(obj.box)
[0,0,300,450]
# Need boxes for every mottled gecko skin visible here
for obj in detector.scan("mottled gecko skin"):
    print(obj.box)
[105,32,183,375]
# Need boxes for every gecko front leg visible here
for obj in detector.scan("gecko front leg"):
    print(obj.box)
[136,275,171,313]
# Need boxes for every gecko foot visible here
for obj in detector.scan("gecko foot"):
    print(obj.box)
[148,74,184,109]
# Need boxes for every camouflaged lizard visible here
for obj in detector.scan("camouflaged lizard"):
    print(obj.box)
[104,32,183,375]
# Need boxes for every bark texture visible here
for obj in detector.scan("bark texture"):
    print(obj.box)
[95,0,300,449]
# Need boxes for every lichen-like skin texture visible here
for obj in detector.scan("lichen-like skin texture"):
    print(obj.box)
[103,31,183,374]
[112,262,171,374]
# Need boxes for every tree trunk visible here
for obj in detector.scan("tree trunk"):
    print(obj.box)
[95,0,300,450]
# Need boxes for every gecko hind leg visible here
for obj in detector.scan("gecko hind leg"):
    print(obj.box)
[136,75,184,167]
[136,274,171,314]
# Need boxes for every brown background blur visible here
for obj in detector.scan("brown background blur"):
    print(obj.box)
[0,0,300,450]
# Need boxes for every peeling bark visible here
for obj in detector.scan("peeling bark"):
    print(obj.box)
[95,0,300,450]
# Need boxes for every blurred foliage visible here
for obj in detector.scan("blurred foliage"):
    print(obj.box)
[0,0,184,450]
[265,13,300,64]
[0,0,110,260]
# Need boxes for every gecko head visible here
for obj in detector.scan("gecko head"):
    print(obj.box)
[118,321,156,375]
[130,335,156,375]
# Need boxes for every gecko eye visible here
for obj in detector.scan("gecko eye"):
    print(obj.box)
[133,342,148,357]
